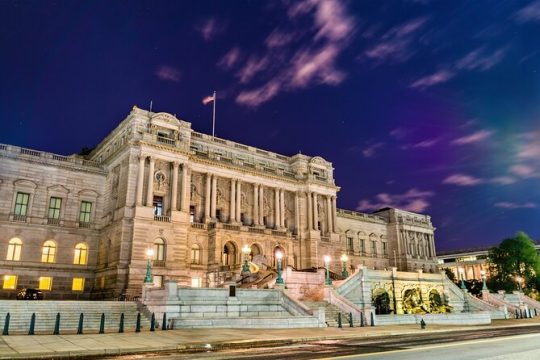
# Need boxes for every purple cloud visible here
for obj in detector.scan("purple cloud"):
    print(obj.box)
[495,202,538,209]
[357,188,434,213]
[155,66,181,82]
[218,47,242,70]
[362,142,384,158]
[410,69,454,89]
[402,138,440,149]
[389,127,411,139]
[451,130,493,145]
[443,174,484,186]
[515,1,540,23]
[456,47,508,71]
[197,18,225,41]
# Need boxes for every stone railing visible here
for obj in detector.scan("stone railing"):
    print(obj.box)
[336,208,387,224]
[202,222,293,238]
[0,143,103,171]
[153,215,171,222]
[191,222,207,230]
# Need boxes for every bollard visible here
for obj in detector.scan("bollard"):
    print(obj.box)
[28,313,35,335]
[520,309,524,319]
[150,313,155,332]
[515,309,519,319]
[338,312,342,328]
[2,313,10,336]
[99,313,105,334]
[162,312,167,331]
[119,313,124,333]
[360,312,364,327]
[370,312,375,327]
[420,319,426,330]
[349,312,353,328]
[135,313,141,333]
[528,309,532,319]
[535,309,538,317]
[77,313,84,335]
[53,313,60,335]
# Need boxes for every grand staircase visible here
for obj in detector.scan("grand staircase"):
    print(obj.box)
[303,300,349,327]
[0,300,151,334]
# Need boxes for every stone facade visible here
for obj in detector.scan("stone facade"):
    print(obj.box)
[0,107,438,299]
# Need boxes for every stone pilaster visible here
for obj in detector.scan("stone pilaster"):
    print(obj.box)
[146,157,155,207]
[171,162,179,211]
[136,156,145,206]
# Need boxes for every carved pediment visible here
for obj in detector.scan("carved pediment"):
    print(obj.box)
[13,179,37,190]
[151,112,181,130]
[47,184,69,194]
[78,189,100,198]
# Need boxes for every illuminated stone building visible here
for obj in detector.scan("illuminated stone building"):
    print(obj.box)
[0,107,438,299]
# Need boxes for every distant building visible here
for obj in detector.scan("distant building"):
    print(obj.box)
[0,107,439,299]
[437,244,540,281]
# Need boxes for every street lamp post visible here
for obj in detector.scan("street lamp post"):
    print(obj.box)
[516,276,524,317]
[241,245,251,274]
[480,270,488,290]
[340,254,349,278]
[324,255,332,285]
[458,267,466,290]
[275,250,284,285]
[144,248,154,284]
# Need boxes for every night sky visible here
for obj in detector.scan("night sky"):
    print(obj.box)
[1,0,540,252]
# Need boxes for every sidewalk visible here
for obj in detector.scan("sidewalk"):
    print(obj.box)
[0,317,539,359]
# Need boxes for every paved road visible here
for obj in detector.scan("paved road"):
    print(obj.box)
[102,325,540,360]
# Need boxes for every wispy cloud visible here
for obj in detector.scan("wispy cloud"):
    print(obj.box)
[491,176,517,185]
[357,188,434,213]
[442,174,484,186]
[218,47,242,70]
[410,69,454,89]
[362,142,384,158]
[510,164,536,178]
[456,47,508,71]
[155,66,181,82]
[451,130,493,145]
[515,1,540,23]
[495,202,538,209]
[402,138,440,149]
[197,18,225,41]
[234,0,356,107]
[389,127,411,139]
[364,17,428,64]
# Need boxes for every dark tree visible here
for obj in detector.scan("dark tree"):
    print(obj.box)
[443,267,456,282]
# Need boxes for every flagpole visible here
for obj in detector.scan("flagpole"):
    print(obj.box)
[212,90,216,138]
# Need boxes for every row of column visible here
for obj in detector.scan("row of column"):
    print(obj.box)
[401,231,435,258]
[136,155,189,211]
[306,192,336,233]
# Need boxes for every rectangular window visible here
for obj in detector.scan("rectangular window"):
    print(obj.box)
[38,277,53,291]
[14,192,30,216]
[3,275,17,289]
[383,242,387,255]
[153,275,163,288]
[190,205,195,223]
[72,278,85,291]
[372,241,377,255]
[79,201,92,223]
[153,196,163,216]
[191,277,201,288]
[347,237,353,251]
[360,239,365,253]
[48,197,62,219]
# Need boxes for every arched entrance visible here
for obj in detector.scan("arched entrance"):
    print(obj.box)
[372,288,392,315]
[222,241,237,266]
[249,243,265,266]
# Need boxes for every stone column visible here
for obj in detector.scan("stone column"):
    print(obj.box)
[236,180,241,222]
[253,184,259,225]
[146,156,155,207]
[280,189,285,228]
[430,235,436,258]
[332,196,337,233]
[312,193,319,231]
[171,162,179,211]
[180,164,189,212]
[230,179,236,222]
[307,192,313,231]
[294,192,300,235]
[211,175,217,219]
[136,156,146,206]
[259,186,264,225]
[326,195,332,234]
[205,173,211,220]
[274,188,279,228]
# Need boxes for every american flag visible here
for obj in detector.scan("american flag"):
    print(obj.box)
[202,94,215,105]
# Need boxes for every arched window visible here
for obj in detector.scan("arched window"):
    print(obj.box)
[6,238,22,261]
[154,238,165,261]
[191,244,200,264]
[41,240,56,263]
[73,243,88,265]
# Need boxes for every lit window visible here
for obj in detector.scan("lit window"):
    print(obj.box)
[41,240,56,263]
[48,197,62,219]
[79,201,92,223]
[39,277,53,291]
[153,275,163,288]
[100,276,105,289]
[153,196,163,216]
[72,278,85,291]
[3,275,17,289]
[6,238,22,261]
[382,242,387,255]
[191,244,200,264]
[191,277,201,288]
[73,243,88,265]
[153,239,165,261]
[14,192,30,216]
